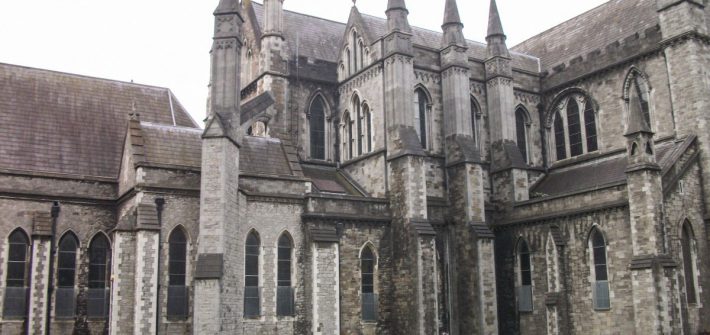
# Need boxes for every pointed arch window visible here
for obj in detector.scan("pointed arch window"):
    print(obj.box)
[352,31,359,72]
[515,108,529,163]
[551,93,598,161]
[344,112,353,160]
[471,97,480,147]
[277,233,294,316]
[364,104,372,153]
[88,234,111,317]
[518,240,533,312]
[244,231,261,317]
[3,229,29,318]
[346,48,352,76]
[56,233,79,318]
[309,96,327,160]
[681,222,698,304]
[168,228,189,318]
[354,95,363,156]
[361,246,377,321]
[359,41,365,69]
[414,88,429,149]
[590,229,610,310]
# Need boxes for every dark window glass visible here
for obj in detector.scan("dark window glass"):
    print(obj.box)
[591,230,607,282]
[361,247,377,321]
[516,108,528,162]
[471,98,479,147]
[346,49,351,76]
[88,235,110,289]
[584,102,598,152]
[277,234,292,288]
[682,224,697,304]
[169,229,187,286]
[415,89,428,148]
[359,41,364,69]
[353,32,358,72]
[346,114,353,159]
[554,112,566,160]
[245,232,260,287]
[364,105,372,153]
[634,76,651,126]
[567,99,583,157]
[355,96,362,156]
[57,234,78,287]
[6,230,29,288]
[309,97,326,160]
[519,241,532,286]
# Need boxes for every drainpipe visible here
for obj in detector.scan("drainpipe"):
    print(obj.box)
[154,198,165,335]
[45,201,61,335]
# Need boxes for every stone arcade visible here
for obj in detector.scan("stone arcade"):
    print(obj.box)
[0,0,709,334]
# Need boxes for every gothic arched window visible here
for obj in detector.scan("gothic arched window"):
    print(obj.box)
[361,245,377,321]
[88,234,110,317]
[471,97,480,147]
[352,31,358,72]
[515,107,529,163]
[56,232,78,318]
[414,88,429,149]
[167,228,189,318]
[518,240,533,312]
[364,104,372,153]
[551,93,598,161]
[244,231,261,317]
[309,96,327,160]
[277,233,294,316]
[354,95,363,156]
[681,222,698,304]
[3,229,29,318]
[344,112,353,160]
[590,228,610,310]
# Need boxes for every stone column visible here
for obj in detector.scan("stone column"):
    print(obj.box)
[27,212,52,335]
[310,240,340,335]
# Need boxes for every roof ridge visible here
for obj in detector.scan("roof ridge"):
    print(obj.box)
[252,1,347,26]
[0,62,172,91]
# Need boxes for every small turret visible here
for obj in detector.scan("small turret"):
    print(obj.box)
[386,0,412,33]
[442,0,466,47]
[486,0,509,58]
[263,0,284,37]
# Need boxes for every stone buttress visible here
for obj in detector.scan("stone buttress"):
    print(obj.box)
[439,0,498,333]
[625,89,682,334]
[485,0,529,205]
[193,0,244,333]
[383,0,439,333]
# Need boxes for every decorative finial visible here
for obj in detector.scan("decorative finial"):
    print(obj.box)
[352,0,356,5]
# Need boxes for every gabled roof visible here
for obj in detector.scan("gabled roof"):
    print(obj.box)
[0,63,198,179]
[532,137,689,197]
[249,2,539,72]
[512,0,658,71]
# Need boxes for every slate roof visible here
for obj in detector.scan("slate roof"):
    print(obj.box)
[141,122,203,168]
[240,136,294,176]
[0,63,197,179]
[301,164,364,196]
[250,2,539,72]
[532,139,680,197]
[512,0,658,71]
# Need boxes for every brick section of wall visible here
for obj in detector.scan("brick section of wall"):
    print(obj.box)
[28,238,50,335]
[111,232,136,334]
[311,242,339,335]
[134,231,158,335]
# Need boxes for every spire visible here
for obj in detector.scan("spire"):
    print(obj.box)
[625,86,653,135]
[487,0,505,38]
[443,0,462,27]
[214,0,239,15]
[386,0,411,33]
[442,0,465,47]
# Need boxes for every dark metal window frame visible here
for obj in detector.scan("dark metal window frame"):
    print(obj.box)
[87,234,111,318]
[518,240,533,312]
[244,231,260,318]
[56,233,79,318]
[361,246,377,322]
[168,228,189,318]
[591,230,610,310]
[4,230,29,319]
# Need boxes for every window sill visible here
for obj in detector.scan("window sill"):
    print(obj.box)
[593,308,611,312]
[361,320,377,325]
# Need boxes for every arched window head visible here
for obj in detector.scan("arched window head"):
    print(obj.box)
[518,239,533,312]
[515,108,529,163]
[244,231,261,317]
[414,89,429,149]
[681,222,698,304]
[277,233,294,316]
[354,95,362,156]
[4,229,30,318]
[88,233,111,318]
[471,97,480,147]
[361,245,377,321]
[168,228,189,318]
[309,96,327,160]
[551,93,598,162]
[589,228,610,310]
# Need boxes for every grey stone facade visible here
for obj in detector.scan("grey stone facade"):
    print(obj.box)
[0,0,709,334]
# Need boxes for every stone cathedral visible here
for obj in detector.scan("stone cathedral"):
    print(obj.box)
[0,0,709,333]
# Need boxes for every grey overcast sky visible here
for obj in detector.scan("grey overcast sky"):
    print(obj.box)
[0,0,607,125]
